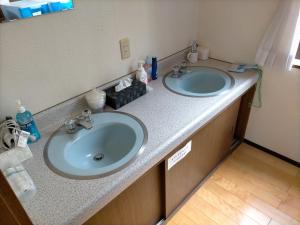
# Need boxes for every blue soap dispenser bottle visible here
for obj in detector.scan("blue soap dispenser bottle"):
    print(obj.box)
[16,100,41,144]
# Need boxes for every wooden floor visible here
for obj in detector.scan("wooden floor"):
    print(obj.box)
[167,143,300,225]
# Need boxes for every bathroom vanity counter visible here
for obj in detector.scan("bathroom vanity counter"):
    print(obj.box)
[22,59,258,225]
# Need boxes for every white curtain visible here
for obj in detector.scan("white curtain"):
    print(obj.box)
[255,0,300,71]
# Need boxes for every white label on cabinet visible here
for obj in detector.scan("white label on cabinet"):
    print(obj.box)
[168,141,192,170]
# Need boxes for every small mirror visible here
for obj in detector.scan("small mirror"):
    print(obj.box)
[0,0,73,23]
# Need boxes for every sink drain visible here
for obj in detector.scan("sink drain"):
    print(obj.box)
[93,153,104,161]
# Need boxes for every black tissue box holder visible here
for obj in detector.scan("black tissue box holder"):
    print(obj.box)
[105,79,146,109]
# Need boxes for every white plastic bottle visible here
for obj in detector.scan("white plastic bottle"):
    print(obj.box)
[136,60,148,85]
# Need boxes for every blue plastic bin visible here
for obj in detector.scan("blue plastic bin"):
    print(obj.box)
[49,2,62,12]
[41,4,50,14]
[61,0,73,10]
[19,6,42,18]
[49,1,73,12]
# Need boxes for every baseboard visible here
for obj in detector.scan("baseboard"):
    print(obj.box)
[244,139,300,168]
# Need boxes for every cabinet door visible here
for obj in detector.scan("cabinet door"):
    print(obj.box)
[165,99,240,216]
[210,98,241,161]
[0,171,33,225]
[85,165,164,225]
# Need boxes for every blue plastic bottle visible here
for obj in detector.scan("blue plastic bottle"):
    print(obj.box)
[16,101,41,144]
[151,57,158,80]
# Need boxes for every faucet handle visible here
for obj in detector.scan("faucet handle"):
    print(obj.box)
[180,61,187,69]
[81,109,92,122]
[64,118,76,133]
[172,64,180,75]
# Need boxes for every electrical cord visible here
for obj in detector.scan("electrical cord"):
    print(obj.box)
[251,66,263,108]
[0,120,21,151]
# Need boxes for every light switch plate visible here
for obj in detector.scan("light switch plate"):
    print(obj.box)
[119,38,131,60]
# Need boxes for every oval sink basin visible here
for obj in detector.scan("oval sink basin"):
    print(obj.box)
[44,112,147,179]
[163,66,235,97]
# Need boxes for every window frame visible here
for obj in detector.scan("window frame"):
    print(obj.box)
[292,41,300,68]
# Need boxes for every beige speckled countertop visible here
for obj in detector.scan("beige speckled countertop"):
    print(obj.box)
[21,58,257,225]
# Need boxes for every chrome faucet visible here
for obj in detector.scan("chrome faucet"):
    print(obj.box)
[171,61,188,78]
[64,109,93,133]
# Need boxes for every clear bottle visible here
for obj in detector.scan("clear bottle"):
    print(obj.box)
[15,100,41,144]
[145,56,152,80]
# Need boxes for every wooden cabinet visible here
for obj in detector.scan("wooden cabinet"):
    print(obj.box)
[85,165,164,225]
[165,98,241,216]
[0,171,33,225]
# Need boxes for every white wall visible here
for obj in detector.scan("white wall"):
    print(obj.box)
[246,67,300,162]
[0,0,199,119]
[198,0,300,162]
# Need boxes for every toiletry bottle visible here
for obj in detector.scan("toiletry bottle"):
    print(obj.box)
[145,56,152,81]
[16,100,41,144]
[136,60,148,85]
[151,57,158,80]
[191,40,199,53]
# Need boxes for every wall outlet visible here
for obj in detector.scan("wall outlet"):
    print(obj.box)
[119,38,131,60]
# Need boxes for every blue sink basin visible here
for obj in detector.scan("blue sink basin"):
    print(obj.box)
[163,67,235,97]
[44,112,147,179]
